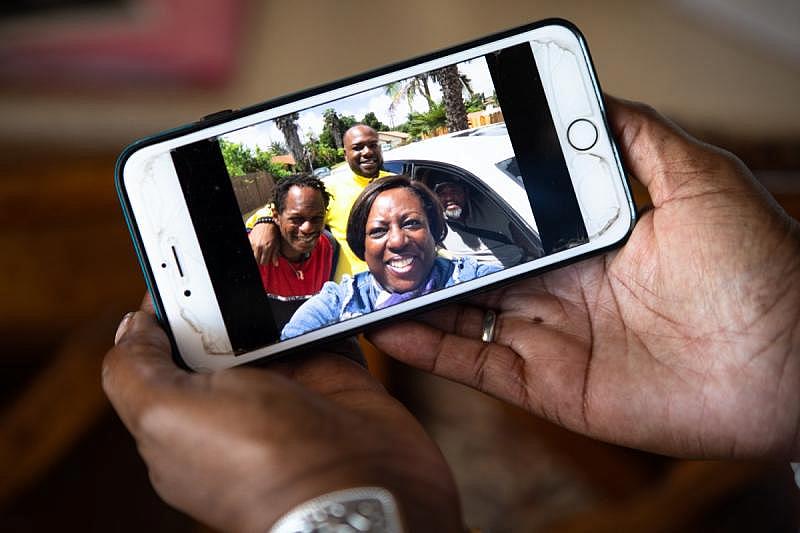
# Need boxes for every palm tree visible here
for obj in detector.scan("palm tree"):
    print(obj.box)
[406,102,447,139]
[322,108,344,149]
[458,71,475,98]
[269,141,288,155]
[274,112,306,172]
[385,74,436,115]
[432,65,468,132]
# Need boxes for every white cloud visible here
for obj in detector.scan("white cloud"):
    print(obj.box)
[458,57,495,96]
[366,93,396,127]
[297,109,324,139]
[221,123,275,151]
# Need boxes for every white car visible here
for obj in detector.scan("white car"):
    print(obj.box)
[312,166,331,177]
[382,124,543,262]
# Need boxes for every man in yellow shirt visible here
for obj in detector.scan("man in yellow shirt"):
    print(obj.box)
[246,124,391,281]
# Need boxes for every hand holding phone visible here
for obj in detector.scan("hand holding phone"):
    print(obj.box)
[104,95,800,531]
[117,20,636,370]
[105,298,463,532]
[115,14,799,454]
[368,96,800,460]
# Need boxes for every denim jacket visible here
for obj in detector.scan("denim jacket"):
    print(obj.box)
[280,256,500,340]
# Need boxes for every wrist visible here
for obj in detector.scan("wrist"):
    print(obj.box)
[782,223,800,459]
[736,218,800,459]
[245,203,276,230]
[245,453,463,533]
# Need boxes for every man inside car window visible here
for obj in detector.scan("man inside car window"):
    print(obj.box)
[433,177,543,267]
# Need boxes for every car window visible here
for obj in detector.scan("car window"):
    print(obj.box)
[382,161,405,175]
[410,163,541,264]
[410,166,464,189]
[495,157,524,186]
[411,164,508,223]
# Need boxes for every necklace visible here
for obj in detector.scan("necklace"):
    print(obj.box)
[284,253,311,280]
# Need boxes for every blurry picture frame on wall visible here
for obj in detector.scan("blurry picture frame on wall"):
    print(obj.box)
[0,0,247,88]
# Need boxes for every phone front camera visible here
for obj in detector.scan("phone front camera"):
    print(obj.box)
[184,290,191,297]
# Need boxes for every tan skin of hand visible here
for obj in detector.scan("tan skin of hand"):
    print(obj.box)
[368,96,800,460]
[103,298,462,532]
[249,220,280,266]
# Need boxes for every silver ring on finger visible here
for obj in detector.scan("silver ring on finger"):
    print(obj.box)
[481,309,497,343]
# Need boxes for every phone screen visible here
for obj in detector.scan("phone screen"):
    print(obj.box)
[168,41,591,355]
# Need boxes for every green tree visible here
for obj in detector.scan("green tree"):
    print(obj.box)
[464,92,486,113]
[361,111,389,132]
[219,139,289,178]
[432,65,468,132]
[321,109,344,150]
[274,112,307,172]
[269,141,288,155]
[405,102,447,139]
[388,67,475,134]
[320,110,357,150]
[304,136,344,169]
[340,115,357,133]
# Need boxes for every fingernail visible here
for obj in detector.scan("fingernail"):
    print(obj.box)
[114,312,136,345]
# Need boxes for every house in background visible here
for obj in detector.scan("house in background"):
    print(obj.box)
[378,130,410,151]
[271,153,297,172]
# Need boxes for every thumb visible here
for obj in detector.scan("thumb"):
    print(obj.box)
[102,309,185,431]
[605,95,748,208]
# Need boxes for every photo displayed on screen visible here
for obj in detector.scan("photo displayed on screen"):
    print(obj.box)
[206,48,584,346]
[220,59,534,338]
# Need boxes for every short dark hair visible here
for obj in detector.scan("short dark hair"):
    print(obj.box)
[346,175,447,261]
[272,174,331,213]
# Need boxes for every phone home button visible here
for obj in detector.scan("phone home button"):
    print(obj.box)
[567,118,598,151]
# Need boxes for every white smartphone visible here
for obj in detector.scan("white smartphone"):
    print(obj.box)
[117,19,635,371]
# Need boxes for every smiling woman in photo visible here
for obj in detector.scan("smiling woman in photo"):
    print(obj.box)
[280,175,500,340]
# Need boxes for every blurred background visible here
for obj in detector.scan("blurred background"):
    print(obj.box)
[1,0,798,531]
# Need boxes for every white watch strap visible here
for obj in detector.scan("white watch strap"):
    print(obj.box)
[269,487,403,533]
